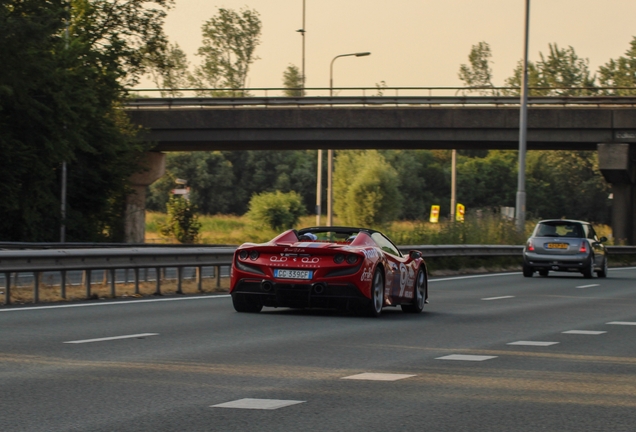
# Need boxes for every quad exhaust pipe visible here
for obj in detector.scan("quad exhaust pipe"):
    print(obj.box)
[312,283,326,294]
[261,280,273,292]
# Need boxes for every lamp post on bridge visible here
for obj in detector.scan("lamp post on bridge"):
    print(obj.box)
[327,52,371,226]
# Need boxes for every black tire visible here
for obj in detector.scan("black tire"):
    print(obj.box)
[597,256,608,278]
[368,268,384,317]
[582,255,595,279]
[402,267,427,313]
[231,293,263,313]
[538,269,549,277]
[523,265,534,278]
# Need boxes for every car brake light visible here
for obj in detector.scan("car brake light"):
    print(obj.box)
[579,242,587,253]
[527,240,534,252]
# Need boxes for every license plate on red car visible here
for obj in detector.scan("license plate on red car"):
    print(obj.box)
[274,269,313,280]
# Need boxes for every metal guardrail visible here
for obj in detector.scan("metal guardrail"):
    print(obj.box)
[125,95,636,109]
[2,245,636,306]
[0,242,235,250]
[0,247,235,306]
[400,245,524,257]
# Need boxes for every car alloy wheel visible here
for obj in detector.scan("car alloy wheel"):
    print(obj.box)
[232,293,263,313]
[401,267,426,313]
[523,265,533,277]
[369,268,384,317]
[583,254,595,279]
[597,257,608,278]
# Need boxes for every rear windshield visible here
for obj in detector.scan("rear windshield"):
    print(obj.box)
[534,222,584,238]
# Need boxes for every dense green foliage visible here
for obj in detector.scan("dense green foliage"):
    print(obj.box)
[246,191,305,231]
[333,151,402,227]
[159,196,201,243]
[0,0,171,241]
[598,37,636,94]
[147,148,610,225]
[147,150,319,216]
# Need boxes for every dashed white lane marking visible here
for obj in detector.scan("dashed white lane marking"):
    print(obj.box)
[481,295,515,301]
[507,341,559,346]
[562,330,607,335]
[64,333,159,344]
[436,354,498,361]
[0,295,231,312]
[211,399,305,410]
[606,321,636,326]
[342,373,415,381]
[575,284,600,289]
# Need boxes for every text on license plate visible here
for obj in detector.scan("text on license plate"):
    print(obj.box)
[547,243,568,249]
[274,269,313,280]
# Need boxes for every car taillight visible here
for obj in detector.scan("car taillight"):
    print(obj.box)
[346,254,358,264]
[579,242,587,253]
[527,240,534,252]
[334,254,345,264]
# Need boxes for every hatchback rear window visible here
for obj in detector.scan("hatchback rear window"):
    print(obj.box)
[535,223,584,238]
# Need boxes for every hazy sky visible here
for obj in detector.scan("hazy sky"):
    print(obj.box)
[139,0,636,91]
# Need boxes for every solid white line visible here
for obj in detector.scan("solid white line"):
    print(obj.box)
[430,272,519,283]
[481,295,515,301]
[0,295,231,313]
[429,266,636,284]
[575,284,600,289]
[606,321,636,326]
[64,333,159,344]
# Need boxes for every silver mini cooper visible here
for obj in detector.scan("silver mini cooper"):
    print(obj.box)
[522,219,608,278]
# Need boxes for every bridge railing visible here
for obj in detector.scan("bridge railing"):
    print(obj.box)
[2,245,635,306]
[126,86,636,108]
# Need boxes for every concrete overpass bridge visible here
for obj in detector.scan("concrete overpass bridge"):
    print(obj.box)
[124,95,636,243]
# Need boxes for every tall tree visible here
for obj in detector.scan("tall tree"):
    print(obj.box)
[458,42,495,95]
[333,150,402,227]
[147,42,191,97]
[0,0,172,241]
[282,64,304,97]
[598,37,636,95]
[505,43,596,95]
[192,7,262,96]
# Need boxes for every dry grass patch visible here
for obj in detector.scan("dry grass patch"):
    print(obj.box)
[5,277,230,306]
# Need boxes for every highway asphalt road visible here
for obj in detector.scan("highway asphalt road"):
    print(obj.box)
[1,268,636,431]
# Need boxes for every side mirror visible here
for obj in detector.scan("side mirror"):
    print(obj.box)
[600,236,608,243]
[409,250,422,260]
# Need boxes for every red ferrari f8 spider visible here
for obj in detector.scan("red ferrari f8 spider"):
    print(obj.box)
[230,226,428,317]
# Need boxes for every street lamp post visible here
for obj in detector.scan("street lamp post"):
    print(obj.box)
[297,0,306,90]
[329,52,371,97]
[61,8,70,243]
[327,52,371,226]
[516,0,530,233]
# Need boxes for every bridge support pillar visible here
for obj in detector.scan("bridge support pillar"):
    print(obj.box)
[598,143,636,244]
[126,152,166,243]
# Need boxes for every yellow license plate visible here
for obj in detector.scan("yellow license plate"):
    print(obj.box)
[547,243,568,249]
